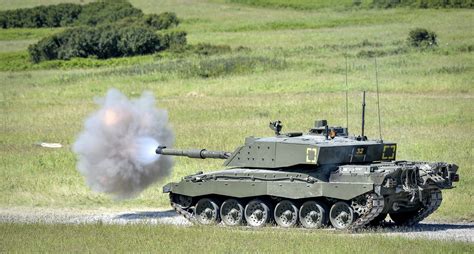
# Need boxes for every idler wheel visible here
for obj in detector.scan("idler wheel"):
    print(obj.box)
[329,201,354,230]
[274,200,298,228]
[195,198,220,225]
[244,199,270,227]
[220,199,244,226]
[299,201,328,229]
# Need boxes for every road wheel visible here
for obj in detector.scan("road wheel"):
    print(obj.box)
[195,198,219,225]
[220,199,244,226]
[329,201,354,230]
[299,201,328,229]
[274,200,298,228]
[244,199,270,227]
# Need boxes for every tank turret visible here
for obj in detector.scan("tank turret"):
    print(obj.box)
[222,120,396,169]
[157,120,396,169]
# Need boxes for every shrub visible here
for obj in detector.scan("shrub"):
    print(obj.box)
[28,24,184,62]
[55,27,94,60]
[0,1,143,28]
[407,28,438,48]
[0,1,181,30]
[117,26,161,56]
[28,36,61,63]
[158,31,188,51]
[74,1,143,26]
[143,12,179,30]
[0,3,82,28]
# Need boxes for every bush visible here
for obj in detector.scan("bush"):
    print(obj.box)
[28,24,184,62]
[114,12,180,31]
[117,26,161,56]
[0,1,143,28]
[0,1,181,31]
[74,1,143,26]
[143,12,179,30]
[28,36,60,63]
[0,3,82,28]
[407,28,438,48]
[158,31,188,51]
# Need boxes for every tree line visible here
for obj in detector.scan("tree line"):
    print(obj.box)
[0,1,185,62]
[0,1,165,28]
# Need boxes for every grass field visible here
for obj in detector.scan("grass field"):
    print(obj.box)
[1,223,473,253]
[0,0,473,226]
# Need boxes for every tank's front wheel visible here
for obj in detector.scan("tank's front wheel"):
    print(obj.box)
[299,201,328,229]
[195,198,220,225]
[244,199,270,227]
[220,199,244,226]
[274,200,298,228]
[329,201,354,230]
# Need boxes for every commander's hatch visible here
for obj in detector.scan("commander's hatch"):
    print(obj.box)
[309,120,348,137]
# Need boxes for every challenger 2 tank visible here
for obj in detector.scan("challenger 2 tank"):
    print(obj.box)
[158,115,459,230]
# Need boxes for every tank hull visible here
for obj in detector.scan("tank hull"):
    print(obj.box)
[164,168,373,200]
[163,161,457,229]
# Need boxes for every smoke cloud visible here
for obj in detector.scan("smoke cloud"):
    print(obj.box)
[73,89,174,199]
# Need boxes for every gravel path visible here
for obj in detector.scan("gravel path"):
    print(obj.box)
[0,207,191,226]
[1,207,473,243]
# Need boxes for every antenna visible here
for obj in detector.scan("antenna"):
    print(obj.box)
[361,91,366,139]
[345,56,349,129]
[375,57,382,141]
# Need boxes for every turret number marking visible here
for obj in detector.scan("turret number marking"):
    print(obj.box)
[306,148,318,163]
[356,148,365,155]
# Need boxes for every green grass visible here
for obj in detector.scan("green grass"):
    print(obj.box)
[0,0,473,223]
[0,51,159,71]
[1,223,473,253]
[0,28,63,41]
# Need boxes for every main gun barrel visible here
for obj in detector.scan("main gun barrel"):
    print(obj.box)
[155,146,231,159]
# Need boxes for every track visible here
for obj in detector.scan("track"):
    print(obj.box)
[1,207,472,243]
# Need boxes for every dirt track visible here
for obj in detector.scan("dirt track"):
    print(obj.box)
[1,207,473,243]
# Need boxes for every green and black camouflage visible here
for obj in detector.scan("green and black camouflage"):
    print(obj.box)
[158,119,458,229]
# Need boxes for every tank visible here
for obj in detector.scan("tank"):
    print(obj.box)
[158,101,459,230]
